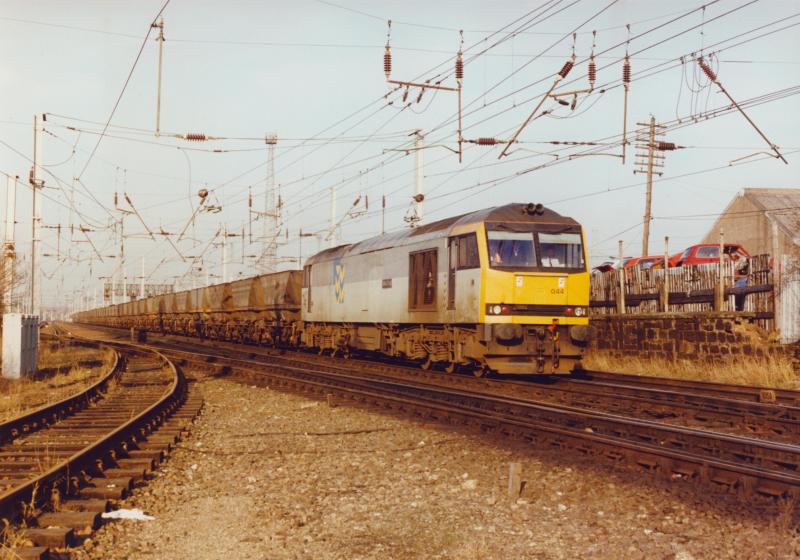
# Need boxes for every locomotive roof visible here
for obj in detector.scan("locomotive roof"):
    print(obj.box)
[305,203,579,265]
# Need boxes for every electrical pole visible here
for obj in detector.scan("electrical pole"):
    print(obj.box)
[140,256,145,299]
[414,131,424,225]
[262,134,278,272]
[3,174,18,311]
[403,131,425,228]
[633,118,683,256]
[221,224,228,283]
[329,184,337,248]
[381,195,386,235]
[153,17,165,136]
[634,117,665,256]
[30,113,45,317]
[118,217,126,303]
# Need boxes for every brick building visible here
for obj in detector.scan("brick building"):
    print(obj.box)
[701,187,800,343]
[701,187,800,257]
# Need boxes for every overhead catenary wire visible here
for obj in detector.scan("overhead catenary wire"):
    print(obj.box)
[76,0,171,181]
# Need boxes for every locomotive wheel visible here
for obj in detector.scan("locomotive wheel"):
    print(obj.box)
[472,365,488,378]
[444,361,457,374]
[420,356,432,370]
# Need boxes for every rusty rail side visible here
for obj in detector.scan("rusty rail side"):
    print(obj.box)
[0,343,186,526]
[0,342,122,446]
[166,345,800,500]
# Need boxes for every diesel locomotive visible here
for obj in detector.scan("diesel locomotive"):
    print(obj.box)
[73,203,592,375]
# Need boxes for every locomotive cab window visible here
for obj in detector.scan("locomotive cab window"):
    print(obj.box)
[486,225,585,272]
[488,231,536,268]
[409,249,437,311]
[457,233,480,269]
[539,232,584,270]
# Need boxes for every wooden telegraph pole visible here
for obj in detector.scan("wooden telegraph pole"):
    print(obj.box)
[633,117,683,256]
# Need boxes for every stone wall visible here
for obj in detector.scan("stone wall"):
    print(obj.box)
[589,312,797,365]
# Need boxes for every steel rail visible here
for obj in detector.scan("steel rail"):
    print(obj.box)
[0,342,186,527]
[134,332,800,442]
[578,369,800,405]
[165,345,800,500]
[0,341,121,446]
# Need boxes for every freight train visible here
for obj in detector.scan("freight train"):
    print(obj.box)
[73,203,592,375]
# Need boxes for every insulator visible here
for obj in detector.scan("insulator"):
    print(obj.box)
[657,142,677,151]
[185,133,207,141]
[623,55,631,85]
[416,88,424,104]
[558,60,574,79]
[475,137,499,145]
[402,87,409,103]
[698,57,717,81]
[384,46,391,78]
[455,52,464,81]
[114,192,118,206]
[588,55,596,86]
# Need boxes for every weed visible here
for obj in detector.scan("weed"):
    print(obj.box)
[585,351,799,388]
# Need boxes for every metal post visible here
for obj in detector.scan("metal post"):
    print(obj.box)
[617,240,625,314]
[263,134,278,272]
[120,218,126,303]
[221,224,228,283]
[140,255,145,299]
[4,174,17,310]
[329,185,337,248]
[154,17,165,136]
[30,114,43,317]
[663,236,669,312]
[414,131,424,226]
[642,116,655,256]
[716,228,725,311]
[381,195,386,235]
[771,221,781,332]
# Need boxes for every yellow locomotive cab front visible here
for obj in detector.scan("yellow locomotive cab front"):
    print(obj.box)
[479,221,591,374]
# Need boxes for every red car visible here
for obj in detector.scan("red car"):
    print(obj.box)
[650,252,683,269]
[623,256,663,270]
[675,244,750,267]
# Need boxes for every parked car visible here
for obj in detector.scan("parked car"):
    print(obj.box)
[650,252,683,269]
[674,243,750,267]
[623,256,663,270]
[592,257,632,274]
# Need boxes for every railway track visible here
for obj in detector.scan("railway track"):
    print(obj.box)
[77,325,800,443]
[67,323,800,503]
[0,334,203,560]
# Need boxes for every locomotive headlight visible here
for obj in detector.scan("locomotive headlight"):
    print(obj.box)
[491,305,502,315]
[575,307,585,317]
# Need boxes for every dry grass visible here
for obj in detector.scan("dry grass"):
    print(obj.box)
[584,351,800,389]
[0,344,114,423]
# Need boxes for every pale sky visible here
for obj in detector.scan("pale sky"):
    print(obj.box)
[1,0,798,311]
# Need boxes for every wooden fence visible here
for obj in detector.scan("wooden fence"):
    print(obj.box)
[590,254,775,330]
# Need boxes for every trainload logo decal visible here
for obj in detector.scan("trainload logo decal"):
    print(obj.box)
[333,260,345,303]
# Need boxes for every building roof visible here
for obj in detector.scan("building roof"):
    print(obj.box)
[305,203,580,265]
[742,188,800,245]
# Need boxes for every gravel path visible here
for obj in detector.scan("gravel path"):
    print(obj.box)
[73,374,800,560]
